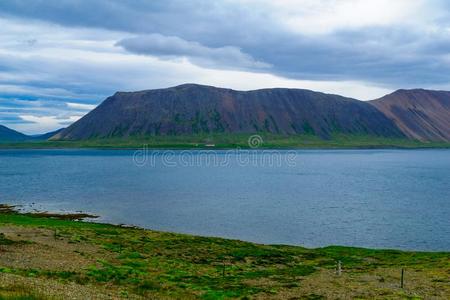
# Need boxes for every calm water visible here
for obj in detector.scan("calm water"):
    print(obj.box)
[0,149,449,251]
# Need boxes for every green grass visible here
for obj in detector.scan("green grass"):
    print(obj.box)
[1,211,449,299]
[1,133,450,149]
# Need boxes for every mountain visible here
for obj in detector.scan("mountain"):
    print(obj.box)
[0,125,29,142]
[370,89,450,141]
[52,84,405,140]
[0,126,65,142]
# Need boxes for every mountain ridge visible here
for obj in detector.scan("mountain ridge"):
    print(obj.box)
[52,84,406,141]
[0,84,445,143]
[370,89,450,141]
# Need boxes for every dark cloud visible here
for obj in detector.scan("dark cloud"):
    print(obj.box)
[247,26,450,85]
[0,0,259,43]
[1,0,450,87]
[116,34,271,70]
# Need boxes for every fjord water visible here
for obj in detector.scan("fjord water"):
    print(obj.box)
[0,149,449,251]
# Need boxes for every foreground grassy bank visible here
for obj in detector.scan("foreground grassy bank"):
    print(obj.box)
[0,208,449,299]
[1,133,450,149]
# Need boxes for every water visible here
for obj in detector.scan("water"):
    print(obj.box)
[0,149,449,251]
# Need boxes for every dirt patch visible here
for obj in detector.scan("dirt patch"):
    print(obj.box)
[253,268,450,299]
[0,272,142,300]
[0,226,101,271]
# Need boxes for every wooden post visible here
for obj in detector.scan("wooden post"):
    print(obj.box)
[401,268,404,288]
[222,261,225,278]
[337,260,342,276]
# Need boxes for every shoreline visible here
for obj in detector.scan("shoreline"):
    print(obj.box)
[0,203,450,254]
[1,144,450,151]
[1,204,449,299]
[1,133,450,150]
[2,203,449,252]
[2,203,449,253]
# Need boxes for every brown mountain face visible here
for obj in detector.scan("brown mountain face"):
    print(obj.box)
[52,84,405,140]
[370,89,450,142]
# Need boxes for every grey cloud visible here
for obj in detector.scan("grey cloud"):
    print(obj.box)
[116,34,271,70]
[0,98,91,115]
[242,26,450,86]
[2,1,450,87]
[0,0,259,44]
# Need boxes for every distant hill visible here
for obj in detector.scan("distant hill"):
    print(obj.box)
[370,89,450,141]
[0,126,65,143]
[52,84,406,140]
[0,125,29,142]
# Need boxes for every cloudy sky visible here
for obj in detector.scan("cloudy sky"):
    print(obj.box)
[1,0,450,134]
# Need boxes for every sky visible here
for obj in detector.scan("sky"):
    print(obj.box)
[1,0,450,134]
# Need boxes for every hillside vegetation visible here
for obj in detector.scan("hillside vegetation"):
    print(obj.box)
[2,133,450,149]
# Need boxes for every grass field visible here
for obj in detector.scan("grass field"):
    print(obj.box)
[0,206,449,299]
[1,133,450,149]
